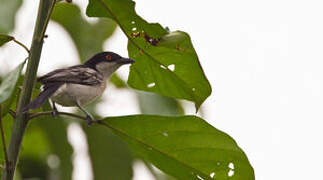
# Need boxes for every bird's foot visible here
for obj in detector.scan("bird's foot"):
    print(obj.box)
[51,109,59,118]
[86,115,94,126]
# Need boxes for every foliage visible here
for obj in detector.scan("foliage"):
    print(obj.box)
[87,0,212,110]
[0,0,254,180]
[0,35,14,47]
[0,61,25,116]
[100,115,254,179]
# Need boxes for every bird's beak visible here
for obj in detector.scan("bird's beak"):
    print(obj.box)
[117,58,135,64]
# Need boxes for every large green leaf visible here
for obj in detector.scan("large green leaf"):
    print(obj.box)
[86,0,212,110]
[0,60,26,105]
[0,0,23,33]
[0,35,14,47]
[99,115,254,180]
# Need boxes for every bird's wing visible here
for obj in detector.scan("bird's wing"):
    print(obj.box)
[38,65,104,85]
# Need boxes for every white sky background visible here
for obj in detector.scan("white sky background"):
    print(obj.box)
[1,0,323,180]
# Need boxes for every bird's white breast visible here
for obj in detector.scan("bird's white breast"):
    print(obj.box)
[51,82,107,107]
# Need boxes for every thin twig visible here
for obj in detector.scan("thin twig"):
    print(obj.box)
[28,111,105,126]
[0,105,9,170]
[12,39,30,54]
[28,111,88,121]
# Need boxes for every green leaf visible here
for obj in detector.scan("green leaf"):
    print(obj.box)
[137,92,184,116]
[0,60,26,104]
[99,115,255,180]
[1,75,23,117]
[0,35,14,47]
[0,0,23,33]
[86,0,212,110]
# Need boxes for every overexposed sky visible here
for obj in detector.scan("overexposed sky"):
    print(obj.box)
[1,0,323,180]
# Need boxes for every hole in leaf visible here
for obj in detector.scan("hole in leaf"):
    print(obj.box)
[210,172,215,178]
[196,175,204,180]
[192,88,196,91]
[228,169,234,177]
[131,21,135,24]
[168,64,175,71]
[132,27,137,31]
[160,65,167,69]
[147,82,155,88]
[228,162,234,169]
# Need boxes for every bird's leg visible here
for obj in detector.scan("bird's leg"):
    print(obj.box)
[75,101,94,125]
[51,101,59,118]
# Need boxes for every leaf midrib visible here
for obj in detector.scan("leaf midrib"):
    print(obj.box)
[99,120,211,179]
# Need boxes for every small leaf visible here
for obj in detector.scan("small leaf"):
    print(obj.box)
[100,115,255,180]
[0,34,14,47]
[0,60,26,104]
[86,0,212,110]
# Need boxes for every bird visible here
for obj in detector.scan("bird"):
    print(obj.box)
[23,51,135,125]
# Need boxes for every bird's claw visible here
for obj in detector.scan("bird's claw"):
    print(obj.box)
[86,115,94,126]
[51,110,58,118]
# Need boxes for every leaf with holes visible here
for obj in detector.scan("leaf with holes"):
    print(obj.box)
[0,60,26,104]
[86,0,212,110]
[99,115,255,180]
[0,34,14,47]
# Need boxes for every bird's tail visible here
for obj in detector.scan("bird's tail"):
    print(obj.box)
[22,84,61,112]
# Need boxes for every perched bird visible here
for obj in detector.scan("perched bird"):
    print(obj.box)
[23,51,135,124]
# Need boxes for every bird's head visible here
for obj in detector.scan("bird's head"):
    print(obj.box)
[84,51,135,77]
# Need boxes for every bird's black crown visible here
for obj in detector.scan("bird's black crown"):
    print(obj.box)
[84,52,122,68]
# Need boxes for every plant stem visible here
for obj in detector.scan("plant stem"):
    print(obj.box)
[1,0,55,179]
[0,105,9,170]
[12,39,30,54]
[28,111,88,121]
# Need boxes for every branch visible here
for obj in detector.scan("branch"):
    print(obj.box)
[2,0,56,179]
[12,39,30,55]
[28,111,88,121]
[0,105,9,170]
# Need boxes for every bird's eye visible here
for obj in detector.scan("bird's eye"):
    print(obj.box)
[105,55,111,61]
